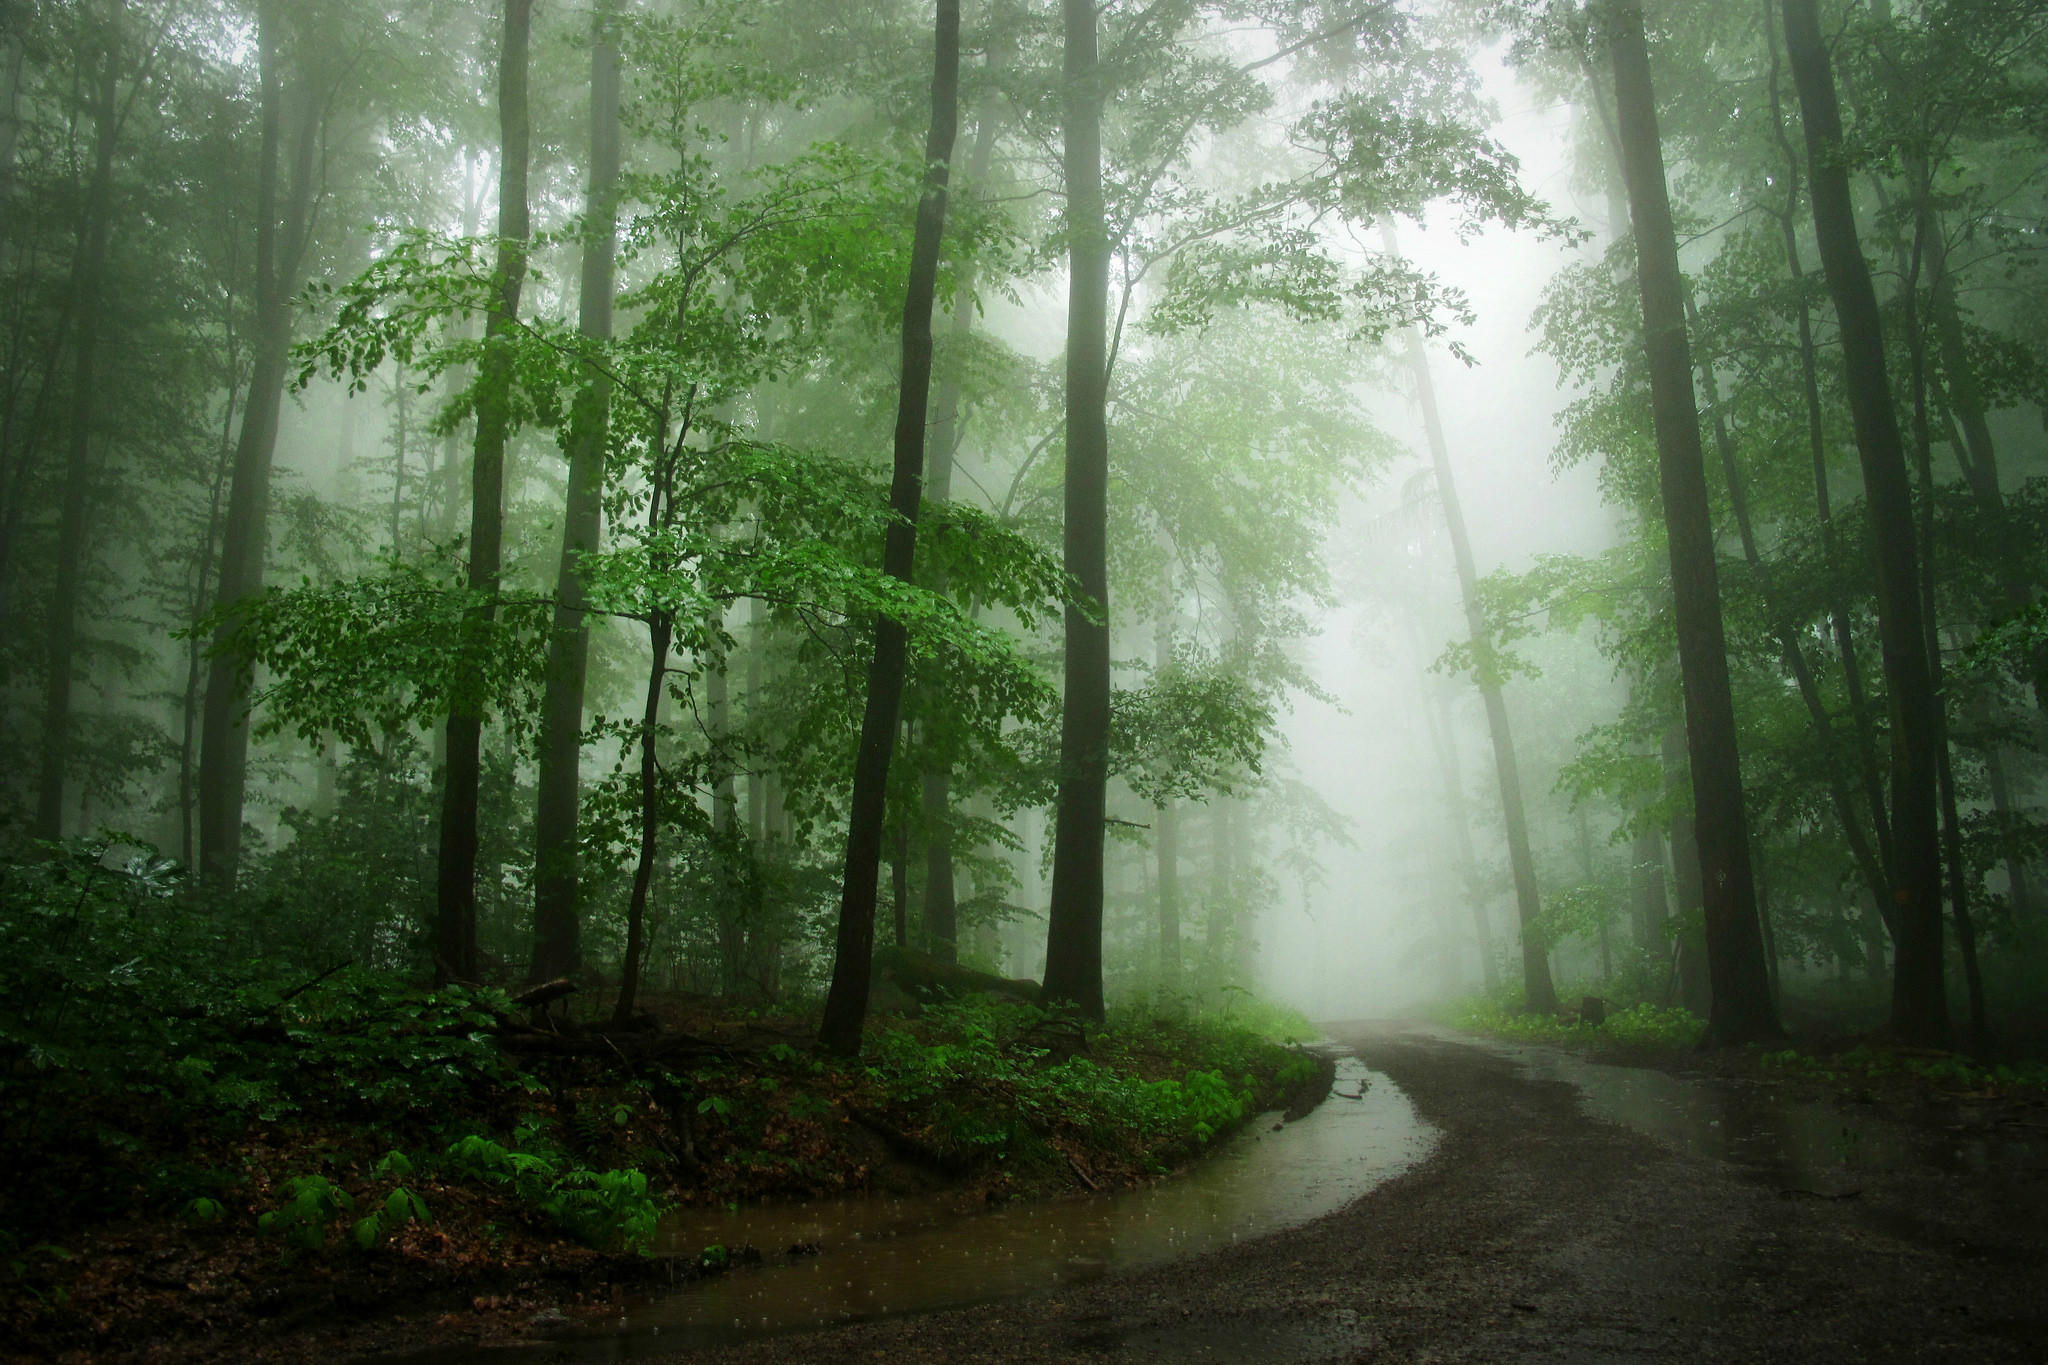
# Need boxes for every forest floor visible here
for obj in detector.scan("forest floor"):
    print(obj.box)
[0,979,1328,1365]
[11,1017,2046,1362]
[567,1019,2042,1365]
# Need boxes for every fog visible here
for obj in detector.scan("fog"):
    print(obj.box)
[1263,52,1619,1021]
[6,0,2043,1053]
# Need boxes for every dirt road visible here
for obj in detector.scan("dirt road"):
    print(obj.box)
[655,1020,2048,1364]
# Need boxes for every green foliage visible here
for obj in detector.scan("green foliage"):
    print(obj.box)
[857,1000,1286,1164]
[441,1130,666,1255]
[188,555,552,751]
[1760,1047,2048,1093]
[257,1175,354,1252]
[1115,645,1273,806]
[351,1187,432,1251]
[1446,995,1704,1049]
[181,1197,226,1228]
[0,842,524,1238]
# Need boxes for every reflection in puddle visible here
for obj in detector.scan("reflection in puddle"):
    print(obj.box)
[1484,1038,2046,1192]
[632,1055,1428,1347]
[397,1054,1432,1361]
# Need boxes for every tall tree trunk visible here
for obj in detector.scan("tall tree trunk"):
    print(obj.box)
[1663,722,1712,1015]
[1406,608,1499,992]
[1609,2,1779,1044]
[747,595,769,843]
[199,0,319,888]
[33,47,118,842]
[1629,822,1669,959]
[1150,611,1184,993]
[1899,226,1991,1055]
[1781,0,1947,1046]
[528,10,618,983]
[817,0,959,1055]
[1690,294,1891,910]
[437,0,531,984]
[1388,289,1554,1013]
[1040,0,1112,1023]
[917,68,1003,968]
[613,610,670,1025]
[1762,0,1897,905]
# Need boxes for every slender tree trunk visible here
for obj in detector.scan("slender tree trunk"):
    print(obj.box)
[33,48,118,842]
[199,1,319,889]
[1389,290,1554,1013]
[1899,229,1991,1055]
[747,595,769,843]
[1782,0,1947,1046]
[1692,294,1891,910]
[917,71,1002,968]
[437,0,530,984]
[1155,794,1182,989]
[891,820,910,950]
[1662,721,1712,1015]
[613,610,671,1025]
[1629,823,1669,959]
[818,0,959,1055]
[1406,612,1500,992]
[1040,0,1112,1023]
[1150,611,1184,992]
[1763,1,1897,903]
[524,10,610,982]
[1608,2,1779,1044]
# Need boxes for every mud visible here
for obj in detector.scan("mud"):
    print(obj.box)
[592,1019,2048,1364]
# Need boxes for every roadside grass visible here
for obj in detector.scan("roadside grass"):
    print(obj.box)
[1437,987,2048,1098]
[1438,993,1704,1049]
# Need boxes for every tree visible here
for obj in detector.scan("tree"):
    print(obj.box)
[33,19,122,840]
[1606,0,1779,1044]
[529,1,620,984]
[436,0,531,984]
[1781,0,1948,1046]
[198,0,327,888]
[1390,281,1557,1015]
[1040,0,1112,1022]
[818,0,961,1056]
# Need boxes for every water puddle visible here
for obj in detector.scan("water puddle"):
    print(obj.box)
[1476,1035,2047,1193]
[400,1053,1432,1360]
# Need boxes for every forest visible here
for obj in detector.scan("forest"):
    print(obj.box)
[2,0,2045,1359]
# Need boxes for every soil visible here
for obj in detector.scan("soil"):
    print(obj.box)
[630,1019,2048,1364]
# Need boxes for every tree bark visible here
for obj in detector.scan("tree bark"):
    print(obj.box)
[613,610,670,1025]
[1663,722,1711,1015]
[1690,293,1891,911]
[1041,0,1112,1023]
[917,68,1004,968]
[529,5,619,983]
[1390,297,1553,1013]
[818,0,960,1056]
[198,0,319,887]
[1781,0,1948,1046]
[1609,2,1779,1044]
[1628,822,1669,959]
[1762,5,1896,893]
[33,45,118,842]
[437,0,531,984]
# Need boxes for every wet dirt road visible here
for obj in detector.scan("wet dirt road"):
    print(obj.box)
[643,1019,2048,1364]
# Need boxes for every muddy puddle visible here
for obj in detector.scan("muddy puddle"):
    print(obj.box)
[1474,1034,2048,1194]
[395,1052,1433,1361]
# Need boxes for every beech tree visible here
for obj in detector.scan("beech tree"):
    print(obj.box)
[1605,0,1778,1044]
[818,0,961,1057]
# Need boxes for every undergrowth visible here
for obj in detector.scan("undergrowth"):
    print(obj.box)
[1441,994,1705,1048]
